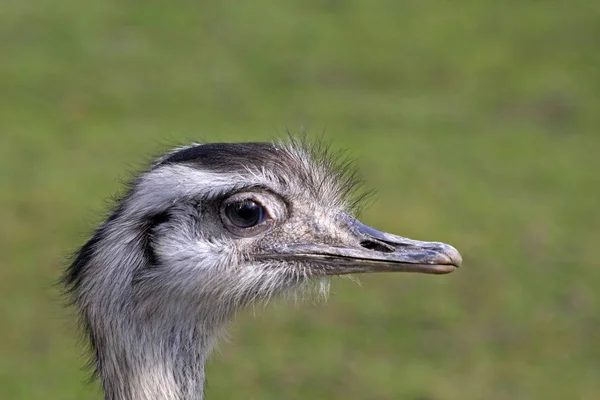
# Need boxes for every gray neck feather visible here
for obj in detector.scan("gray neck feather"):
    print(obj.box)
[98,312,219,400]
[76,216,232,400]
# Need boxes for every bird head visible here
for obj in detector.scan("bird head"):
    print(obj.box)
[65,139,461,319]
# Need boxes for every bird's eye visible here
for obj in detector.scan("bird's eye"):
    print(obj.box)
[220,196,275,238]
[224,200,265,228]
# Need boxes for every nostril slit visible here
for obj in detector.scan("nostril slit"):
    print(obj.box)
[360,240,394,253]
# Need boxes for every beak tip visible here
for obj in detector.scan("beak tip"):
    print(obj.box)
[430,243,462,269]
[442,244,462,268]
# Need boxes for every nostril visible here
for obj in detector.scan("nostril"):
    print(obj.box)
[360,240,394,253]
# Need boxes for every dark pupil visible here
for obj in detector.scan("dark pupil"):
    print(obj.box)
[226,200,263,228]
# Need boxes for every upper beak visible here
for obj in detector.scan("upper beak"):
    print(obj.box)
[267,216,462,276]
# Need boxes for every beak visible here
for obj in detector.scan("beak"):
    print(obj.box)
[266,216,462,276]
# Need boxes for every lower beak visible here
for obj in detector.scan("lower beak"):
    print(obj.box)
[270,217,462,276]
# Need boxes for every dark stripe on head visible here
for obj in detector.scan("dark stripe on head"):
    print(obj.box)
[143,211,171,267]
[157,143,288,174]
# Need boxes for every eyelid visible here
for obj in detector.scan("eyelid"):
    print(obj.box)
[223,192,278,220]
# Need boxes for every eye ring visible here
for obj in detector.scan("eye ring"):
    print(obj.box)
[220,196,274,237]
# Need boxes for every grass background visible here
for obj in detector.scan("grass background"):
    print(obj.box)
[1,1,599,399]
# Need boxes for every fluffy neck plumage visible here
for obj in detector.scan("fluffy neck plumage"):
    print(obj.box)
[77,219,233,400]
[97,312,221,400]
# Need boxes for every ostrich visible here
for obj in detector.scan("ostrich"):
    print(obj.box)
[63,138,461,400]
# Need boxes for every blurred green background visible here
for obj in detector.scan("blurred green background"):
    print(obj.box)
[1,1,599,399]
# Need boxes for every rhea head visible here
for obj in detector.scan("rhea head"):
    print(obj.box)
[64,138,461,400]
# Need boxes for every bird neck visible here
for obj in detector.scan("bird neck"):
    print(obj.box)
[79,218,234,400]
[97,307,227,400]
